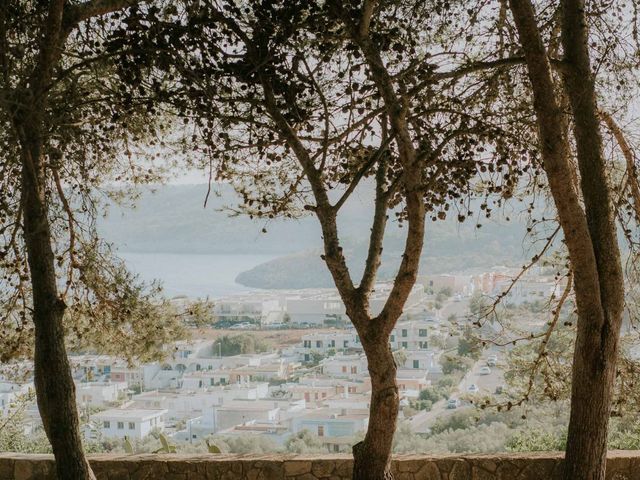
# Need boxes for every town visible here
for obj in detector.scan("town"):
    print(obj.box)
[1,266,562,453]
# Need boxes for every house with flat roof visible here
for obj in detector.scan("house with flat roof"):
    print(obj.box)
[89,408,167,440]
[290,407,369,450]
[390,320,432,351]
[75,381,128,407]
[294,331,362,362]
[320,354,368,380]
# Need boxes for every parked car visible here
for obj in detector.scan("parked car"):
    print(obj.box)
[467,384,479,393]
[479,366,491,375]
[447,398,460,409]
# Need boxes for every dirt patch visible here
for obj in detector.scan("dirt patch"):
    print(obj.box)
[190,327,340,349]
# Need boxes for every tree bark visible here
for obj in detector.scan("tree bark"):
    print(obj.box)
[352,338,398,480]
[559,1,625,478]
[508,1,625,479]
[12,2,96,476]
[19,128,96,480]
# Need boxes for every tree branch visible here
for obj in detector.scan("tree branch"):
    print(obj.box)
[63,0,140,30]
[600,110,640,222]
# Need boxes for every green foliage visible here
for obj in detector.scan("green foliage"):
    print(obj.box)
[469,293,489,317]
[216,334,273,356]
[123,436,134,454]
[285,430,326,454]
[425,423,512,453]
[0,3,180,364]
[206,439,222,454]
[154,433,177,453]
[305,351,325,366]
[431,410,479,435]
[608,418,640,450]
[0,427,51,454]
[457,326,482,360]
[210,435,280,454]
[394,420,511,454]
[438,287,453,298]
[411,400,433,411]
[419,386,448,404]
[437,375,459,389]
[440,354,473,375]
[505,428,567,452]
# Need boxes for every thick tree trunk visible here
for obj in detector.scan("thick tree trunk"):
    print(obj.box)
[20,133,95,480]
[560,2,625,478]
[509,1,625,479]
[352,339,398,480]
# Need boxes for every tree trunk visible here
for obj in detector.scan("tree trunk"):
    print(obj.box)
[508,2,625,479]
[560,1,625,478]
[20,132,95,480]
[352,338,398,480]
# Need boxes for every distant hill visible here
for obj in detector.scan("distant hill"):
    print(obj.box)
[236,213,533,288]
[99,184,321,255]
[99,184,548,289]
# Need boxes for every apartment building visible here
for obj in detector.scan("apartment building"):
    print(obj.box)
[390,320,431,351]
[295,331,362,362]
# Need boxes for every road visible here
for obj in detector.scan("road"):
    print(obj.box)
[409,352,505,433]
[408,296,506,433]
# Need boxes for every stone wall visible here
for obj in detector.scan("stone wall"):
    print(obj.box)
[1,451,639,480]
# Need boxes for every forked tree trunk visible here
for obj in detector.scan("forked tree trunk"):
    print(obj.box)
[259,6,425,478]
[19,131,95,480]
[352,338,399,480]
[508,1,625,479]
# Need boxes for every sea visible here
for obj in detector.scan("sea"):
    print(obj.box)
[119,252,275,299]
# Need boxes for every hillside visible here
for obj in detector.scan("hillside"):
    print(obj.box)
[99,184,544,288]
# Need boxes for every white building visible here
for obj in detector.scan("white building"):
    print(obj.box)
[76,381,128,407]
[0,382,32,415]
[290,407,369,450]
[213,295,284,325]
[295,331,361,362]
[398,350,439,371]
[212,400,282,431]
[390,320,431,351]
[90,408,167,439]
[492,275,564,306]
[321,354,368,380]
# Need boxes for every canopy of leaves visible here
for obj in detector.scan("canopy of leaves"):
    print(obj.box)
[0,0,191,363]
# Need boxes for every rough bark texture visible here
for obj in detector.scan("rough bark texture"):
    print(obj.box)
[559,1,625,478]
[7,1,109,478]
[352,339,398,480]
[508,1,625,479]
[18,132,96,480]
